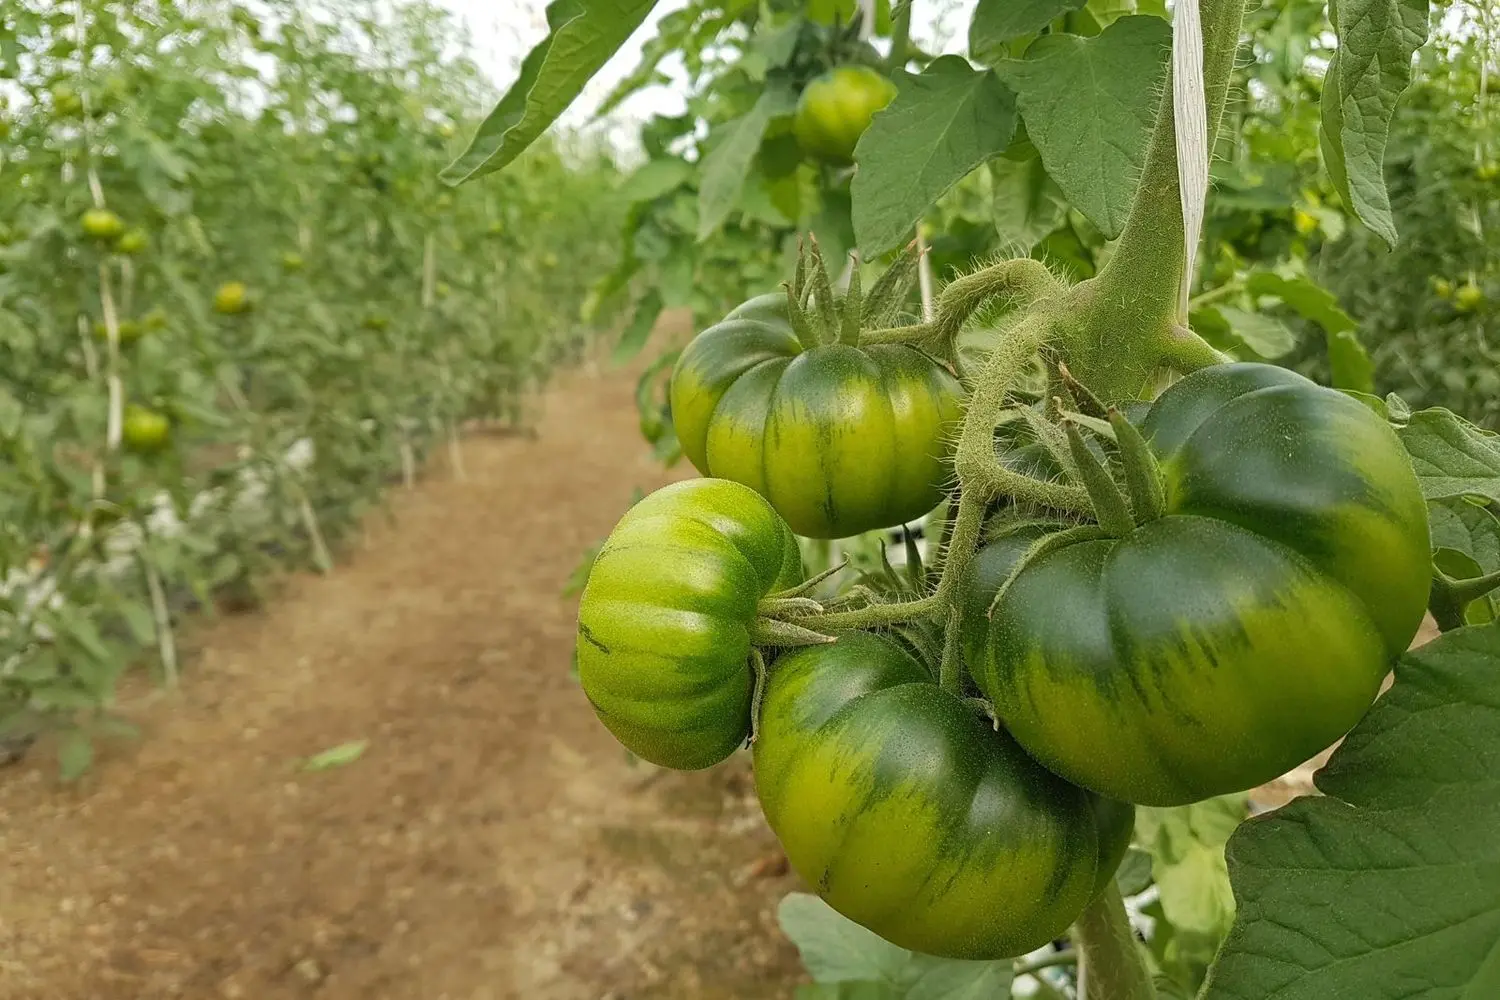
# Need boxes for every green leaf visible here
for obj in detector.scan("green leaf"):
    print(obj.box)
[1397,408,1500,504]
[1216,306,1296,359]
[697,78,796,241]
[1326,328,1375,393]
[969,0,1086,64]
[989,151,1067,253]
[1136,797,1245,941]
[611,290,663,365]
[58,729,94,782]
[852,57,1018,256]
[300,739,369,771]
[1318,0,1429,248]
[441,0,659,184]
[797,984,899,1000]
[998,16,1170,239]
[1115,846,1154,897]
[1430,499,1500,575]
[616,157,693,204]
[1203,625,1500,999]
[1243,272,1355,334]
[777,893,1014,996]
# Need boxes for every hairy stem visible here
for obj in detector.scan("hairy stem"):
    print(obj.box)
[1089,0,1248,336]
[1074,883,1155,1000]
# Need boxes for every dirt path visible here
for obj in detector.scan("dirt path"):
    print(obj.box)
[0,358,804,999]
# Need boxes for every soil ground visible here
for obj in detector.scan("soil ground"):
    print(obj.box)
[0,340,805,999]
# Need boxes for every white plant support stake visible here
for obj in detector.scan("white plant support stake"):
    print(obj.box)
[1173,0,1209,322]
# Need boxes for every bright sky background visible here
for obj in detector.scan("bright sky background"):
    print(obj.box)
[434,0,978,157]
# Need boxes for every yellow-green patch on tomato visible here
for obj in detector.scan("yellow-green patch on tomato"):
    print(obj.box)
[576,479,803,770]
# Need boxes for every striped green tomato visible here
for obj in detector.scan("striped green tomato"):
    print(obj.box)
[670,293,962,539]
[753,631,1134,960]
[965,363,1430,806]
[576,479,802,770]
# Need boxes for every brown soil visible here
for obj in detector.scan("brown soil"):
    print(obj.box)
[0,346,804,999]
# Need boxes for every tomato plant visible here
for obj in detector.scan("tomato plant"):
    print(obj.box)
[0,0,620,776]
[468,0,1500,993]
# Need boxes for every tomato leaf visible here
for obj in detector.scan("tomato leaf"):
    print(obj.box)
[1215,306,1296,359]
[1325,328,1376,394]
[797,984,899,1000]
[1318,0,1429,249]
[1136,796,1245,944]
[989,149,1067,253]
[851,57,1018,257]
[697,77,796,241]
[440,0,659,184]
[777,893,1014,996]
[1243,272,1355,335]
[1397,407,1500,505]
[612,290,663,365]
[1430,499,1500,575]
[997,16,1170,240]
[58,730,94,783]
[968,0,1086,64]
[1202,624,1500,999]
[616,158,693,204]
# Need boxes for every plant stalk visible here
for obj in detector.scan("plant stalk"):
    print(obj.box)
[1073,883,1155,1000]
[1088,0,1248,339]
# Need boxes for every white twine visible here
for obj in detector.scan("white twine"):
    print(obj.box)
[1172,0,1209,320]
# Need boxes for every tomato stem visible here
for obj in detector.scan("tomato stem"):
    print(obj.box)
[1072,883,1156,1000]
[783,594,941,632]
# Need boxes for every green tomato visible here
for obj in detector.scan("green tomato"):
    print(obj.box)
[81,208,125,240]
[214,281,250,314]
[963,363,1430,806]
[793,66,897,165]
[115,228,148,254]
[282,251,305,271]
[754,631,1134,959]
[122,405,171,453]
[1455,283,1484,313]
[1432,277,1453,299]
[575,479,803,770]
[670,293,962,538]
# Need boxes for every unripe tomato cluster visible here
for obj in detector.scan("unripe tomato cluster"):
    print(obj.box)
[576,253,1431,957]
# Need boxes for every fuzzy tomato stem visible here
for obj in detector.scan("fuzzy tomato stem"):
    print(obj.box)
[1074,883,1156,1000]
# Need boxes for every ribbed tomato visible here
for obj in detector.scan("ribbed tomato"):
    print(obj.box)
[964,363,1430,806]
[670,293,961,539]
[575,478,803,770]
[754,630,1134,959]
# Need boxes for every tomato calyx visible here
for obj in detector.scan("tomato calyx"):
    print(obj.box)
[779,235,923,352]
